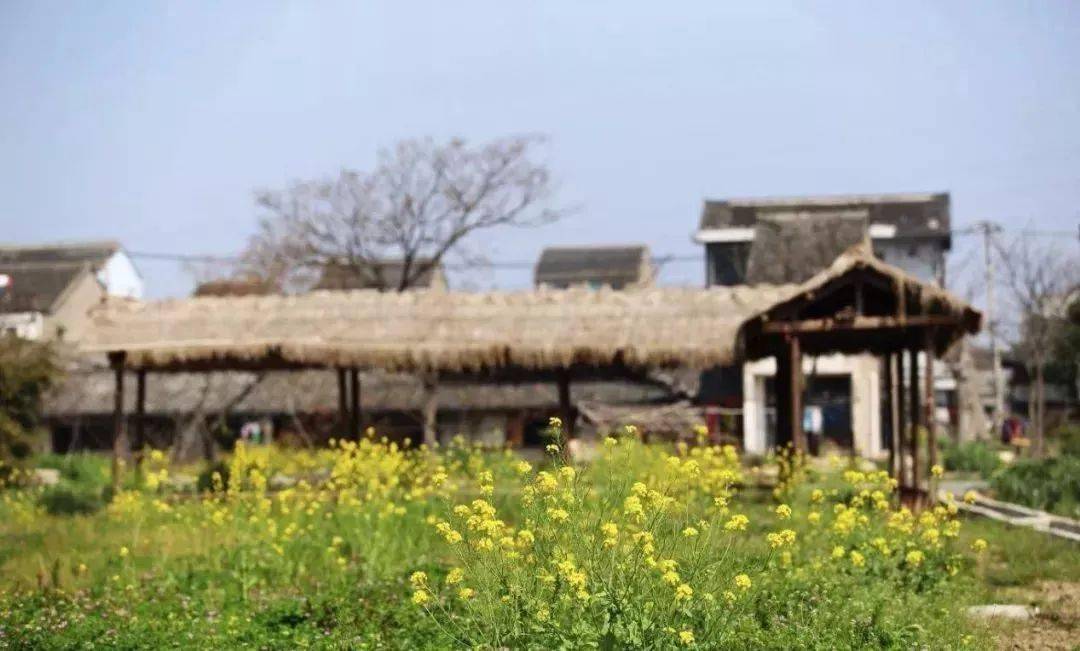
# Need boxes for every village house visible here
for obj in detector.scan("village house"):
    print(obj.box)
[0,240,142,341]
[692,193,953,457]
[534,245,655,289]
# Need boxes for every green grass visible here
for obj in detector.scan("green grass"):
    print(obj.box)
[0,443,1075,649]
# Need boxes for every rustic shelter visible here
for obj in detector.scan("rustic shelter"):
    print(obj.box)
[80,244,979,497]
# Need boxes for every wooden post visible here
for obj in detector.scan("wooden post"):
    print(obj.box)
[349,368,360,440]
[924,330,938,472]
[134,369,146,477]
[789,336,805,454]
[422,372,439,448]
[896,352,908,489]
[337,368,348,439]
[774,347,793,450]
[109,352,126,493]
[885,354,898,482]
[908,346,921,489]
[557,369,575,440]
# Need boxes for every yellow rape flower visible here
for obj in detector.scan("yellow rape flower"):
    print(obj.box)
[411,589,431,606]
[971,538,988,553]
[446,568,464,585]
[775,504,792,519]
[679,630,695,646]
[724,514,749,531]
[734,574,751,590]
[674,583,693,601]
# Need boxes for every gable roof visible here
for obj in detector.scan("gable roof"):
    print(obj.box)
[313,259,445,292]
[698,192,950,244]
[0,241,120,267]
[745,211,869,284]
[0,262,95,314]
[535,245,651,288]
[0,241,123,314]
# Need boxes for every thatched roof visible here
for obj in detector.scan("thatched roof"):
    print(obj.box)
[80,247,979,373]
[45,367,670,416]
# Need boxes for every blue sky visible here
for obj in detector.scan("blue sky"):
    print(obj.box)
[1,1,1077,298]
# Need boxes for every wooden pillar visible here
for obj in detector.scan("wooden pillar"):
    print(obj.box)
[422,372,439,448]
[774,347,793,450]
[349,368,360,440]
[896,352,908,488]
[924,330,938,472]
[109,352,126,492]
[885,353,898,481]
[789,336,805,453]
[134,369,146,475]
[337,368,348,439]
[908,346,921,489]
[557,369,575,439]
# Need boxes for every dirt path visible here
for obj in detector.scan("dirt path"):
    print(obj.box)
[990,581,1080,650]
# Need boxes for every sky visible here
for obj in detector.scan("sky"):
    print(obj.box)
[1,1,1077,299]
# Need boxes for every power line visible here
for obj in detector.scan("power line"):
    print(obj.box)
[125,224,1076,267]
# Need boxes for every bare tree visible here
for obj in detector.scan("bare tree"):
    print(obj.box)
[996,233,1080,456]
[240,135,562,292]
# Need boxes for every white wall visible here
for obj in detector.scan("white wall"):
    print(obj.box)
[742,354,883,458]
[0,312,45,339]
[873,240,943,285]
[98,251,143,299]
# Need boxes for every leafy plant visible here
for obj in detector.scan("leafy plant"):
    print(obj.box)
[991,456,1080,518]
[941,440,1002,478]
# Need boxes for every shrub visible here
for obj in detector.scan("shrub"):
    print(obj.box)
[991,456,1080,518]
[37,485,104,516]
[1056,424,1080,457]
[941,440,1001,478]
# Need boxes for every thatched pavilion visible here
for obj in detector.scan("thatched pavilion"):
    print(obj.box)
[80,244,980,496]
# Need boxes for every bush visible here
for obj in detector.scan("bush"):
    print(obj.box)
[991,456,1080,518]
[37,485,104,516]
[0,336,62,462]
[941,440,1002,478]
[1056,424,1080,457]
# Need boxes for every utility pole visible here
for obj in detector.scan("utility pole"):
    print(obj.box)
[974,221,1005,437]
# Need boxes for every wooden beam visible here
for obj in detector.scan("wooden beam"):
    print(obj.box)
[886,354,898,482]
[134,369,146,476]
[349,368,360,441]
[762,314,962,335]
[896,352,908,489]
[337,368,348,439]
[109,351,126,493]
[924,329,938,473]
[789,336,806,453]
[422,372,438,448]
[774,348,793,450]
[557,369,575,440]
[908,347,921,489]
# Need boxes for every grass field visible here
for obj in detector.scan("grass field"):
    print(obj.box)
[0,430,1076,649]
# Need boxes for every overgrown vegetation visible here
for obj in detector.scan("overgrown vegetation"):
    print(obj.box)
[991,456,1080,519]
[941,440,1003,478]
[0,335,61,463]
[0,430,1070,648]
